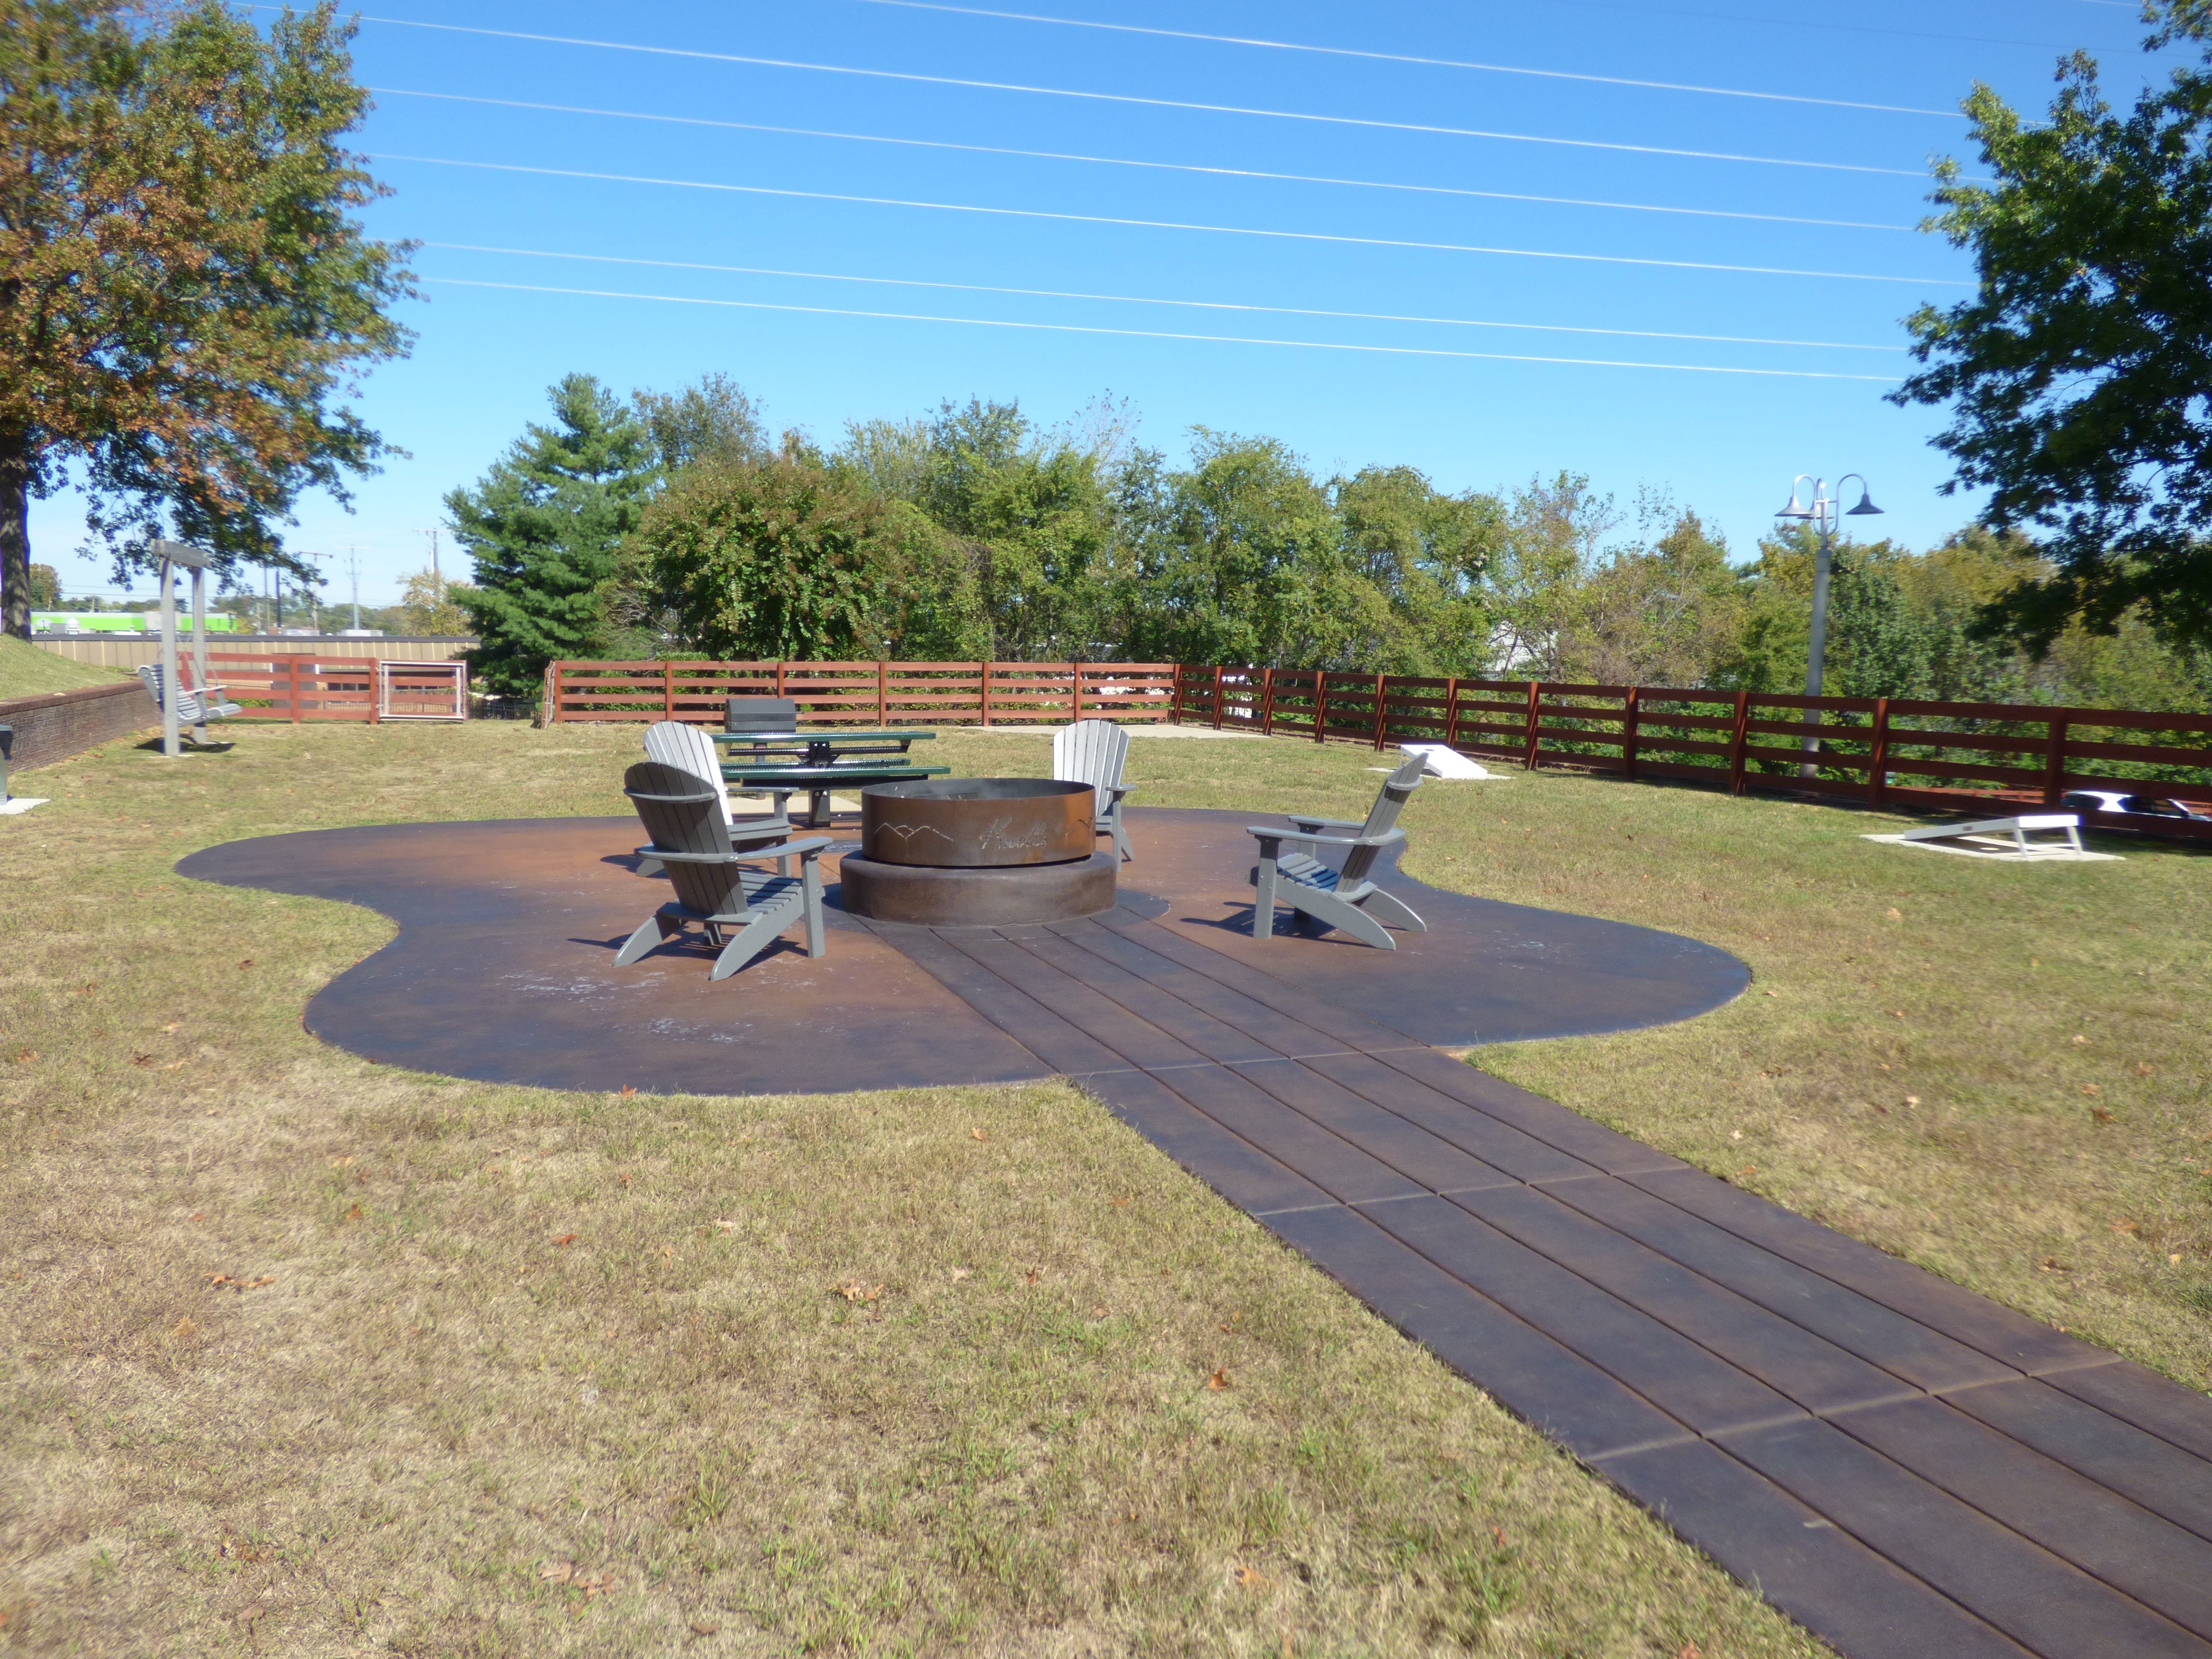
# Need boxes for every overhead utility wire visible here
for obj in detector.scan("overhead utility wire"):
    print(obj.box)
[426,277,1903,382]
[426,242,1909,351]
[379,155,1969,287]
[377,88,1913,232]
[338,15,1934,178]
[848,0,1960,118]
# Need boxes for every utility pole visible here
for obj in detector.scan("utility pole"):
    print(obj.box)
[346,547,362,629]
[415,528,443,601]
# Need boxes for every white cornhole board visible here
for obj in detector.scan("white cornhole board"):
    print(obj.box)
[0,797,48,816]
[1863,813,2118,862]
[1397,743,1499,780]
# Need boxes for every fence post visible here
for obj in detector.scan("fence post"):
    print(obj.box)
[1370,671,1388,751]
[544,661,560,724]
[1071,661,1083,721]
[1728,690,1752,795]
[663,660,675,720]
[1868,697,1891,809]
[981,662,993,727]
[1314,671,1328,742]
[1445,677,1462,751]
[775,661,787,699]
[1211,665,1224,730]
[1522,681,1540,769]
[289,653,302,724]
[369,659,382,726]
[1260,666,1277,736]
[1171,664,1187,726]
[1622,685,1640,780]
[2043,714,2069,808]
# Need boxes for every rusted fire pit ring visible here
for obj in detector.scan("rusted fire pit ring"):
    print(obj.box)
[841,777,1116,925]
[859,777,1095,867]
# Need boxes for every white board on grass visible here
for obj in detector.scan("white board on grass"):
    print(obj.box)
[1400,743,1497,780]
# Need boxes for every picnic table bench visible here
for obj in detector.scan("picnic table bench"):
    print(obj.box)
[712,730,947,827]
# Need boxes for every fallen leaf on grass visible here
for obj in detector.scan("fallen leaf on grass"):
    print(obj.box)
[1885,908,1902,921]
[345,1203,363,1222]
[1237,1564,1270,1590]
[617,1085,636,1098]
[2041,1258,2070,1273]
[1207,1368,1232,1391]
[691,1621,720,1636]
[2072,1034,2088,1046]
[2137,1062,2154,1076]
[1905,1095,1921,1108]
[2092,1107,2114,1124]
[1024,1269,1039,1285]
[1887,1009,1906,1019]
[1092,1305,1107,1317]
[1109,1197,1131,1209]
[132,1054,153,1067]
[189,1212,204,1221]
[8,1048,36,1063]
[237,960,252,969]
[2113,1218,2140,1235]
[552,1233,577,1248]
[2082,1084,2101,1097]
[159,1022,180,1034]
[970,1127,987,1141]
[247,1276,274,1289]
[837,1280,883,1303]
[2171,1253,2185,1266]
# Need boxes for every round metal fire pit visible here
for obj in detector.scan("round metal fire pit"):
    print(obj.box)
[859,777,1095,867]
[840,777,1116,926]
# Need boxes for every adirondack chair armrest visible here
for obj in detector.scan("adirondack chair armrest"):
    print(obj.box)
[742,834,834,863]
[1285,813,1365,833]
[1249,826,1406,851]
[1102,782,1132,805]
[632,844,743,866]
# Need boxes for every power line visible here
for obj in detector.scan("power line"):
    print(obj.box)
[424,241,1911,351]
[425,276,1904,381]
[379,154,1970,286]
[374,87,1915,232]
[337,14,1938,178]
[846,0,1963,118]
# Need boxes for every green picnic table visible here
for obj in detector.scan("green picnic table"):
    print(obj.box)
[713,729,947,827]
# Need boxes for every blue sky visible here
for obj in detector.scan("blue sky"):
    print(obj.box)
[37,0,2178,608]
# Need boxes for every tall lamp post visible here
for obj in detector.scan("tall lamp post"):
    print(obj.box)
[1775,474,1883,778]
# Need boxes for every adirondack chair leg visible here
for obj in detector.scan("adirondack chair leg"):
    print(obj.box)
[802,859,825,958]
[1361,889,1427,934]
[615,909,680,967]
[709,910,792,980]
[637,855,665,878]
[1288,890,1397,950]
[1250,850,1279,941]
[1107,802,1134,862]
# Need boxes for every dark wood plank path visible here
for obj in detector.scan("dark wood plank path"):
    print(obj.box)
[863,903,2212,1659]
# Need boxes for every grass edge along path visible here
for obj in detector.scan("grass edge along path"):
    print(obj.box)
[0,721,1829,1655]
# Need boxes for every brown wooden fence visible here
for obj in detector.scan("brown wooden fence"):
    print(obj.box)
[1170,665,2212,842]
[546,661,1178,726]
[201,651,466,723]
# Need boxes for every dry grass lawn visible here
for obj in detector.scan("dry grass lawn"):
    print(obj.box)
[1,720,1829,1657]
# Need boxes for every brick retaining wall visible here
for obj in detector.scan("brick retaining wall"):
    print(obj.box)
[0,680,159,775]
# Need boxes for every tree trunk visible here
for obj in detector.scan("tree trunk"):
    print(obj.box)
[0,427,30,641]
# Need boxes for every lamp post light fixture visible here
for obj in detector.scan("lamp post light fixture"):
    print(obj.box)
[1774,473,1883,778]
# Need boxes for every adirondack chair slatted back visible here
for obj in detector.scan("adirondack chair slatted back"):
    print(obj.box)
[1052,719,1129,793]
[625,761,748,916]
[644,721,733,823]
[1339,754,1426,884]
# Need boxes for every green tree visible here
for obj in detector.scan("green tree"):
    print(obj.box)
[1122,432,1352,668]
[628,446,895,662]
[1562,508,1741,687]
[447,374,658,696]
[25,562,59,608]
[0,0,414,637]
[1895,1,2212,648]
[1332,465,1500,673]
[633,371,768,472]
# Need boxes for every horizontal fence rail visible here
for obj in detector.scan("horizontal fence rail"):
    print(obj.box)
[1170,665,2212,842]
[189,652,469,724]
[547,661,1178,727]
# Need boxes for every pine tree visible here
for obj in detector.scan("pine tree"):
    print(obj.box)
[446,375,659,696]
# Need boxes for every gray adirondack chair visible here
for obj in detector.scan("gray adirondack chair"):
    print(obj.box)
[134,662,241,730]
[1247,752,1427,949]
[615,760,831,980]
[640,720,794,876]
[1053,718,1135,861]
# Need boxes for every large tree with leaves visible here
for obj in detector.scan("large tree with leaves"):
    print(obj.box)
[0,0,414,637]
[1895,0,2212,648]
